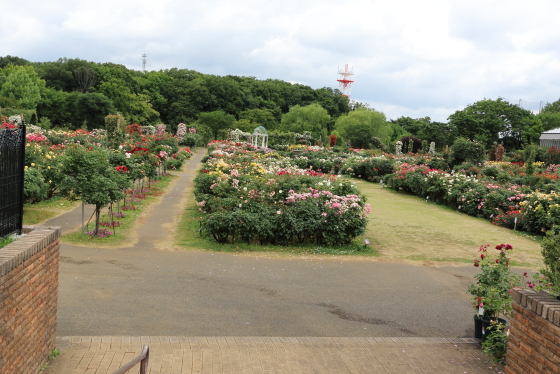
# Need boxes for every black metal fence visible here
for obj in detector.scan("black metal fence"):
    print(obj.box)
[0,123,26,239]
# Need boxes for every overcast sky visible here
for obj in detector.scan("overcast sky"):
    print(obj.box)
[1,0,559,122]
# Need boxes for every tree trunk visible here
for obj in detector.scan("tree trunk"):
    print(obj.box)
[95,205,100,235]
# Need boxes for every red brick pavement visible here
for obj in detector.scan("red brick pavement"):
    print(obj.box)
[45,336,505,374]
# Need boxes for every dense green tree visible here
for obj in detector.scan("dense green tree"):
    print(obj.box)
[448,98,534,149]
[36,88,74,127]
[76,92,115,129]
[335,108,391,148]
[280,103,331,140]
[74,66,97,93]
[234,119,255,133]
[537,111,560,131]
[313,87,350,120]
[196,110,236,140]
[250,79,318,116]
[134,71,172,121]
[416,120,457,149]
[0,64,45,109]
[59,146,129,234]
[161,75,248,125]
[390,116,428,136]
[0,95,20,108]
[0,55,30,68]
[239,108,277,130]
[97,78,158,124]
[162,68,203,81]
[0,57,352,130]
[34,58,93,92]
[92,62,141,93]
[388,121,407,142]
[522,118,544,145]
[542,98,560,114]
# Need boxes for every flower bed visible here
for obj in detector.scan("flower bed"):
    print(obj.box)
[196,143,560,237]
[1,122,194,238]
[380,159,560,234]
[194,141,370,246]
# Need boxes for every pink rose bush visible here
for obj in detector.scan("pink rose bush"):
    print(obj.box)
[194,141,370,246]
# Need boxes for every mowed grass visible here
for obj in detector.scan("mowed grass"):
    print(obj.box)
[354,179,543,268]
[23,196,79,225]
[176,175,543,267]
[62,174,177,247]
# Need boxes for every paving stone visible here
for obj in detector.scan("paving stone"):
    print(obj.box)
[45,336,503,374]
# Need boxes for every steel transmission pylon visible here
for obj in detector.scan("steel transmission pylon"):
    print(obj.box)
[142,53,147,73]
[336,64,354,98]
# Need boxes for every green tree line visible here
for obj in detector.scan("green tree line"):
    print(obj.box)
[0,55,350,133]
[2,54,560,150]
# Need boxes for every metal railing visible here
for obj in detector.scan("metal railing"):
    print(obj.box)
[112,345,149,374]
[0,122,26,239]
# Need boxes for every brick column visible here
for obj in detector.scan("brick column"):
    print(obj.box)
[506,288,560,374]
[0,226,61,374]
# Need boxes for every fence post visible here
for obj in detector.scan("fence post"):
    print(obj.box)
[18,120,26,235]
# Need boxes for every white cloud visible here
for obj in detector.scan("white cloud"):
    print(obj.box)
[1,0,560,121]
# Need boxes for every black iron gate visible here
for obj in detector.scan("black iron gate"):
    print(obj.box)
[0,122,26,238]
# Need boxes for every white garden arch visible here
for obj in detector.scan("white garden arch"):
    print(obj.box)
[251,126,268,148]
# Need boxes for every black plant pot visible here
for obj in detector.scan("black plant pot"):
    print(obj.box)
[473,315,506,343]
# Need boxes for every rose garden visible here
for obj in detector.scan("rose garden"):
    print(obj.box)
[2,112,560,372]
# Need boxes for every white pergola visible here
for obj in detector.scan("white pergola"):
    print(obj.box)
[251,126,268,148]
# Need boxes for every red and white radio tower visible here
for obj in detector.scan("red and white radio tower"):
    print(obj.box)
[337,64,354,98]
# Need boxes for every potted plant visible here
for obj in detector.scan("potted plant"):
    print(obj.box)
[467,243,521,342]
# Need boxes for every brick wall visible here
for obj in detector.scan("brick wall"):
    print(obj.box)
[506,289,560,374]
[0,226,60,374]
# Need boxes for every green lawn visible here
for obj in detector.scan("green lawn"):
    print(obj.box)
[355,180,542,268]
[176,176,543,267]
[23,196,79,225]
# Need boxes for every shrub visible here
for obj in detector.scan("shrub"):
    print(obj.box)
[125,123,142,135]
[482,166,499,178]
[519,191,560,234]
[104,114,125,140]
[167,158,183,170]
[352,157,395,182]
[539,231,560,296]
[450,138,486,166]
[181,133,199,147]
[370,137,384,150]
[546,147,560,165]
[149,135,178,154]
[176,123,187,143]
[23,168,48,203]
[141,125,156,135]
[426,157,449,171]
